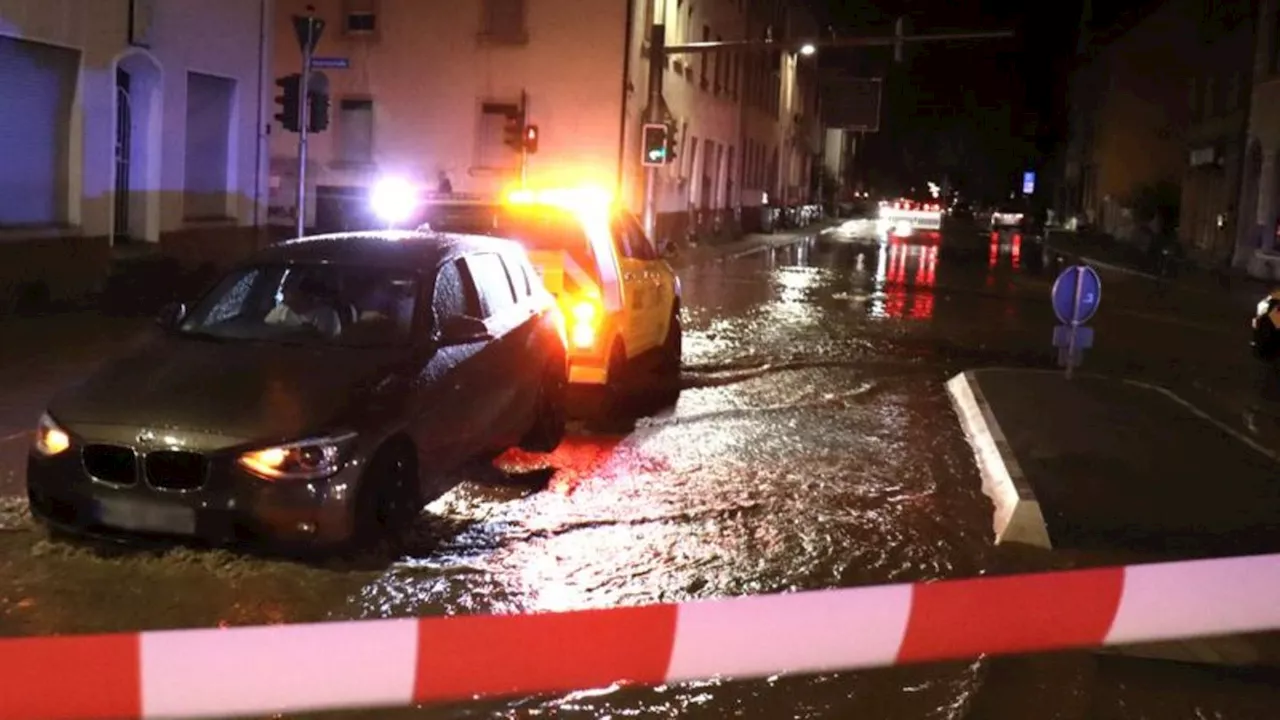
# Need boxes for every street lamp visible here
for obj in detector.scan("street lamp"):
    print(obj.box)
[799,43,816,56]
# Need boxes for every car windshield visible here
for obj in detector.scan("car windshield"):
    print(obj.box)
[178,263,419,347]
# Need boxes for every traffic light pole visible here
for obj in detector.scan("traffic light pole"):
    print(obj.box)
[638,21,1014,240]
[295,18,315,238]
[642,25,666,239]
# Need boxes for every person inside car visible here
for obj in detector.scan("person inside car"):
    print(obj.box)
[265,272,343,338]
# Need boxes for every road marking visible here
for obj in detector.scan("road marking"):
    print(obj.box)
[1120,378,1280,463]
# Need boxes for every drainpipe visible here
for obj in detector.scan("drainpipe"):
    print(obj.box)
[616,0,637,204]
[253,0,267,230]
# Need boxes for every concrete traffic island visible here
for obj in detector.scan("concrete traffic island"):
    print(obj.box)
[948,367,1280,668]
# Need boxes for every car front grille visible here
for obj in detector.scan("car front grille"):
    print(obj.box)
[144,451,207,491]
[82,445,139,486]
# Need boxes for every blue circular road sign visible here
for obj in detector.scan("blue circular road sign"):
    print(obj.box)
[1051,265,1102,324]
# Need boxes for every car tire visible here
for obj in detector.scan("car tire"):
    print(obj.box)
[656,309,682,402]
[350,444,420,553]
[1255,320,1280,361]
[519,355,568,453]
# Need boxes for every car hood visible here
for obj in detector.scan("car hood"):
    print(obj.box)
[49,337,406,442]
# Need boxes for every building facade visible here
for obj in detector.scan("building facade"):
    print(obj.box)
[1180,2,1252,265]
[269,0,818,242]
[1236,0,1280,278]
[0,0,273,310]
[1060,0,1197,241]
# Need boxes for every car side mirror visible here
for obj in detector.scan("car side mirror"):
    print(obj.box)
[157,302,186,329]
[437,315,491,345]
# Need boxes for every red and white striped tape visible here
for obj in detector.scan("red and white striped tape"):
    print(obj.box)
[4,553,1279,720]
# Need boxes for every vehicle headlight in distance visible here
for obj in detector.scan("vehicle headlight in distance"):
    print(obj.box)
[1258,298,1272,318]
[237,432,357,481]
[33,413,71,457]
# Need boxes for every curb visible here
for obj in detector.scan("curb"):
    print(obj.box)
[945,371,1052,549]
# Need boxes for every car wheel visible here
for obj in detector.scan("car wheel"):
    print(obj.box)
[519,355,568,453]
[656,310,683,402]
[1255,321,1280,361]
[351,445,420,553]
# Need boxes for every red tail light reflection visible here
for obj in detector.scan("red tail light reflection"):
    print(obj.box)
[1011,234,1022,270]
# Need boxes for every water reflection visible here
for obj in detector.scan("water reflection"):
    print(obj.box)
[868,239,938,321]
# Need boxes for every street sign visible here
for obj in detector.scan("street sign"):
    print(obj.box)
[1051,265,1102,325]
[311,56,349,69]
[291,15,325,53]
[1022,171,1036,195]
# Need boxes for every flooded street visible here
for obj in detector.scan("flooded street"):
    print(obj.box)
[3,222,1280,718]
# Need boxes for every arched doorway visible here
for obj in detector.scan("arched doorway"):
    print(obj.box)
[111,49,162,246]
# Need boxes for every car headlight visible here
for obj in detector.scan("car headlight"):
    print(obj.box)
[237,432,357,481]
[1258,299,1272,318]
[33,413,71,457]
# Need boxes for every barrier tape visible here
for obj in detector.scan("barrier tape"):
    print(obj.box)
[4,553,1279,720]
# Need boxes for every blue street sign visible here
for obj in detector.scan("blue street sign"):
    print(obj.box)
[1022,171,1036,195]
[1051,265,1102,325]
[311,56,350,69]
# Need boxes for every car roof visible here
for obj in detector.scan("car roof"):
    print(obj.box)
[250,229,527,270]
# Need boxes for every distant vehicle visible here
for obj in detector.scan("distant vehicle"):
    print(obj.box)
[412,186,683,416]
[27,231,568,553]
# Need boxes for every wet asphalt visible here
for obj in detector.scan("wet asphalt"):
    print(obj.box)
[2,219,1279,718]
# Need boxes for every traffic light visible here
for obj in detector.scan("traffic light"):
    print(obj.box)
[641,123,668,166]
[274,74,301,132]
[307,91,330,133]
[523,124,539,154]
[503,111,525,151]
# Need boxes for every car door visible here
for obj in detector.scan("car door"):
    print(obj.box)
[409,257,488,489]
[460,251,525,448]
[622,212,672,348]
[609,215,654,356]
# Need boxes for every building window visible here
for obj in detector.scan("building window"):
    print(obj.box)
[183,72,235,221]
[0,36,78,227]
[475,101,520,169]
[343,0,378,37]
[338,98,374,166]
[714,34,725,93]
[480,0,527,44]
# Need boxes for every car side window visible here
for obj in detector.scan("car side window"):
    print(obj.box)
[611,215,656,261]
[501,252,532,298]
[624,214,659,260]
[465,252,517,318]
[432,260,480,323]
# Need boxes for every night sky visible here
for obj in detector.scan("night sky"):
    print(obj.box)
[809,0,1160,200]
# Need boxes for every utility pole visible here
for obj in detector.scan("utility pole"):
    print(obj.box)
[638,19,1015,235]
[291,7,324,238]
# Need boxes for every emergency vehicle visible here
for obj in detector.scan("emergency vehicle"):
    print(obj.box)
[410,187,683,413]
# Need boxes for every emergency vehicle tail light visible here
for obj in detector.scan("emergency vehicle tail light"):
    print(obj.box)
[567,296,601,350]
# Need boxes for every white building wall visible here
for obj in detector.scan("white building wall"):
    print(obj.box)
[0,0,270,242]
[271,0,628,223]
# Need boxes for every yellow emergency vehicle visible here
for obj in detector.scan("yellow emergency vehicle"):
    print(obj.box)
[418,187,683,412]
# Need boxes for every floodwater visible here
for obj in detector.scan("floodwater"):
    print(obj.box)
[2,219,1278,718]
